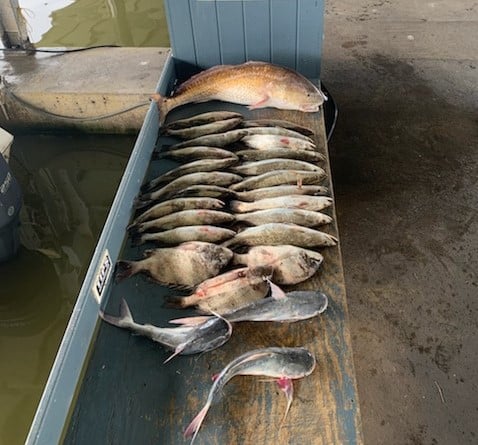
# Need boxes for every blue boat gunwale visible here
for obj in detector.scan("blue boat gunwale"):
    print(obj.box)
[25,52,175,445]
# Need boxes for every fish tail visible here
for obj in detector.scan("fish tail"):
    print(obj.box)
[99,298,134,328]
[184,403,211,444]
[164,296,191,309]
[115,260,139,282]
[133,195,151,210]
[127,222,145,235]
[129,232,144,247]
[151,93,172,126]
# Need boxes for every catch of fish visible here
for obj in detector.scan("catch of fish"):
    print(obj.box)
[100,61,338,442]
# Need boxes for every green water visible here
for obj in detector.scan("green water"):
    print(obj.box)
[20,0,170,47]
[1,3,168,443]
[0,135,134,444]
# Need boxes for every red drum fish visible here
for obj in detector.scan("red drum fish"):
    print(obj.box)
[153,61,327,124]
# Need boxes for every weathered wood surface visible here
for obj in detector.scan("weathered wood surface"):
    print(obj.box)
[64,101,363,445]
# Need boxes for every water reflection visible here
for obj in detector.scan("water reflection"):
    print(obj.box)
[0,133,133,444]
[20,0,169,47]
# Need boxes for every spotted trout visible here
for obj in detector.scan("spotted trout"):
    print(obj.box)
[184,347,316,444]
[100,299,231,363]
[154,61,327,124]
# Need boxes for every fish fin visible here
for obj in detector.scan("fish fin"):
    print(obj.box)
[129,232,143,247]
[168,315,212,326]
[267,279,287,300]
[161,282,195,292]
[164,342,188,363]
[150,93,170,125]
[184,403,211,443]
[297,177,303,189]
[119,298,133,322]
[163,296,189,309]
[247,94,270,110]
[276,377,294,425]
[209,310,233,337]
[133,196,151,210]
[99,298,133,328]
[115,261,136,282]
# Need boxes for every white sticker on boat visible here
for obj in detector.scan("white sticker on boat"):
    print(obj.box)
[92,250,113,303]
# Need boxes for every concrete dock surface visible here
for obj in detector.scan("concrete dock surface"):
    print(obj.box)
[323,1,478,444]
[0,47,169,133]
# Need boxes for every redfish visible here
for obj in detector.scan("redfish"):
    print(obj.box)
[154,61,327,124]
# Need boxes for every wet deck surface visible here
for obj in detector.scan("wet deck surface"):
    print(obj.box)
[64,103,362,444]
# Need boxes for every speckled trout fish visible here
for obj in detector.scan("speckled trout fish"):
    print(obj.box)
[154,61,327,124]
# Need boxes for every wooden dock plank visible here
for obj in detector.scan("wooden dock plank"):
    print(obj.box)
[64,101,362,445]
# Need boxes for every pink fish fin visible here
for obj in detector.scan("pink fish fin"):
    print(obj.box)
[247,94,270,110]
[184,403,211,444]
[296,177,303,189]
[267,279,287,300]
[211,372,220,382]
[168,315,212,326]
[276,377,294,425]
[163,342,187,364]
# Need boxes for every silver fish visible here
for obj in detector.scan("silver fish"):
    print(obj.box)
[232,245,324,285]
[142,158,238,192]
[235,208,332,228]
[164,111,243,130]
[236,148,325,163]
[155,146,237,162]
[171,185,236,200]
[223,223,338,248]
[130,209,235,234]
[184,347,316,444]
[162,117,243,139]
[241,119,315,137]
[100,299,232,363]
[234,185,328,202]
[133,225,236,246]
[132,197,225,224]
[115,242,233,288]
[170,290,328,325]
[229,170,326,192]
[231,158,323,176]
[138,172,242,206]
[237,126,313,142]
[230,195,333,212]
[169,129,249,149]
[242,134,316,151]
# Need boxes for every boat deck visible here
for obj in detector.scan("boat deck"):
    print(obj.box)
[63,99,362,444]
